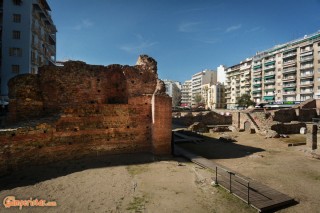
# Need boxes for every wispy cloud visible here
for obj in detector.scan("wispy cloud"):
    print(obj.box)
[226,24,242,33]
[120,34,157,53]
[178,22,201,33]
[246,26,264,33]
[73,19,94,31]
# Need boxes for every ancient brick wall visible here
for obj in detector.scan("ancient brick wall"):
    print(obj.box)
[172,111,232,126]
[0,55,171,174]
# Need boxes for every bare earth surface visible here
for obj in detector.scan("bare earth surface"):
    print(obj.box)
[179,132,320,213]
[0,132,319,212]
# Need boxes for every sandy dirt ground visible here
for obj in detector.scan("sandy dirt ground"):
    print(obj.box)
[0,132,319,212]
[179,132,320,213]
[0,153,253,213]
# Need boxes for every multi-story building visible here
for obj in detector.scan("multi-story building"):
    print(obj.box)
[225,58,252,109]
[225,31,320,109]
[0,0,57,98]
[205,83,225,109]
[181,80,192,107]
[252,32,320,104]
[163,79,181,107]
[191,69,217,107]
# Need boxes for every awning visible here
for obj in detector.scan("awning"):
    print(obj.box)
[264,61,275,66]
[253,77,262,80]
[283,87,296,91]
[264,96,274,100]
[264,75,275,79]
[265,88,275,91]
[253,65,262,69]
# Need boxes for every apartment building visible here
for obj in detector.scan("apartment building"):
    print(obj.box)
[181,80,192,107]
[252,32,320,104]
[225,31,320,109]
[0,0,57,98]
[191,69,217,106]
[225,58,252,109]
[163,79,181,107]
[204,83,225,109]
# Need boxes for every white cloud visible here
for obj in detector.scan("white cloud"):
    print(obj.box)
[120,34,158,53]
[226,24,242,33]
[178,22,200,33]
[73,19,94,31]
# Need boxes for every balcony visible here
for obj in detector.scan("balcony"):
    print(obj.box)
[300,55,314,63]
[264,58,275,64]
[282,52,296,59]
[253,64,262,70]
[283,59,297,67]
[283,76,296,82]
[300,47,313,54]
[283,83,296,88]
[264,65,275,71]
[253,82,262,86]
[264,72,275,77]
[300,81,314,87]
[263,95,275,101]
[253,93,262,97]
[300,72,314,79]
[282,91,296,95]
[264,79,275,84]
[283,67,296,74]
[300,90,313,94]
[265,85,275,90]
[300,64,314,70]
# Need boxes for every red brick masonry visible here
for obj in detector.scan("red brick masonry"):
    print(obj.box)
[0,55,172,173]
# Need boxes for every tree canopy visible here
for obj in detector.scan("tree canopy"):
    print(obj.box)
[236,94,255,108]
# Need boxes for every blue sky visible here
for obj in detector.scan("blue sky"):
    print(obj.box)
[47,0,320,83]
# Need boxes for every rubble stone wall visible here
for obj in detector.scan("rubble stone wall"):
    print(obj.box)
[173,111,232,126]
[0,55,171,174]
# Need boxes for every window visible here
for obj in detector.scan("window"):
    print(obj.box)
[13,14,21,23]
[9,48,22,56]
[12,30,20,39]
[12,65,20,74]
[12,0,22,5]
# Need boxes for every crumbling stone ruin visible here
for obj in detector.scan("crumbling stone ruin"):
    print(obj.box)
[232,99,320,136]
[0,55,172,174]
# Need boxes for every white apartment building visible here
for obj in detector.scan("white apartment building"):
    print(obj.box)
[163,79,181,107]
[191,69,217,107]
[0,0,57,98]
[181,80,192,107]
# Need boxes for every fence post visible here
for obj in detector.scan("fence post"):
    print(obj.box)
[247,182,250,204]
[215,166,218,184]
[229,172,232,193]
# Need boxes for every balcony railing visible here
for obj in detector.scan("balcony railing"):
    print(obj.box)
[283,83,296,88]
[300,81,314,86]
[283,67,296,73]
[283,91,296,95]
[283,76,296,81]
[300,72,314,78]
[300,47,313,53]
[300,64,314,70]
[252,94,262,97]
[264,72,275,76]
[300,90,313,94]
[264,65,275,71]
[283,59,296,66]
[300,56,314,62]
[282,52,296,59]
[264,79,275,84]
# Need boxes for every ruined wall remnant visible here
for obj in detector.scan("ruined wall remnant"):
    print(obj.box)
[0,55,172,174]
[172,111,232,126]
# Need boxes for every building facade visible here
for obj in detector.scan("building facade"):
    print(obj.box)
[252,32,320,104]
[0,0,57,98]
[225,58,252,109]
[204,83,225,109]
[225,31,320,109]
[181,80,192,107]
[163,79,181,107]
[191,69,217,107]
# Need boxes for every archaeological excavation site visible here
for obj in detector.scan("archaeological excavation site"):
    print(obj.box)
[0,55,172,174]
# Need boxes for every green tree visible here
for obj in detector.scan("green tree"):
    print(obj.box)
[236,94,255,108]
[194,93,203,106]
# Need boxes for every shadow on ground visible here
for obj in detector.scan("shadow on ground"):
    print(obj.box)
[174,131,265,160]
[0,153,183,191]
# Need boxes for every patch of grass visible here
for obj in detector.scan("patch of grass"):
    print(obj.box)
[126,196,148,212]
[216,187,255,212]
[126,165,149,176]
[279,134,306,144]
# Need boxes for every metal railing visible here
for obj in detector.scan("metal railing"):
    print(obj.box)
[214,166,251,204]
